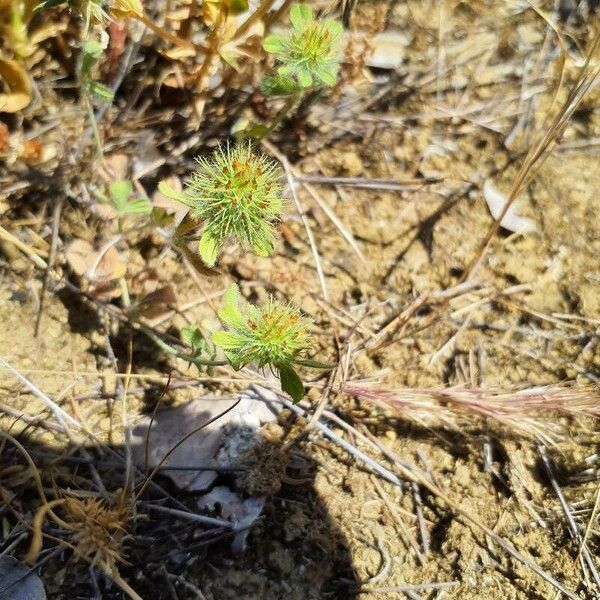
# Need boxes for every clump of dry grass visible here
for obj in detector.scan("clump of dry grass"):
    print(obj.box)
[344,383,600,443]
[24,484,138,597]
[0,428,137,598]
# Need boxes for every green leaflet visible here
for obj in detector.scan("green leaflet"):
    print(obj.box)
[278,363,304,402]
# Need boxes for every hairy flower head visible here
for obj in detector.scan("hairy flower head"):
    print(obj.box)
[262,3,342,89]
[213,285,313,401]
[160,143,284,266]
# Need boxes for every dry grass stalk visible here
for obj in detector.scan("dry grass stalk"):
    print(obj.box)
[344,383,600,443]
[461,32,600,281]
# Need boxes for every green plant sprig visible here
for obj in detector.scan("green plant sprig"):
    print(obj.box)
[212,284,332,402]
[262,3,342,90]
[243,3,342,140]
[79,39,114,157]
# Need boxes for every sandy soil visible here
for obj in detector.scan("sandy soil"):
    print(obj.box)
[1,0,599,599]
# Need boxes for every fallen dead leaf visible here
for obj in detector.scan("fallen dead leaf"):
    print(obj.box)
[132,284,178,319]
[128,268,160,296]
[99,153,129,181]
[65,239,97,277]
[152,175,188,222]
[90,202,118,220]
[65,239,127,299]
[0,57,32,112]
[131,395,276,492]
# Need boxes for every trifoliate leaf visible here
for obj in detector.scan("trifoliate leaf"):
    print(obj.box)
[297,69,312,88]
[109,180,133,210]
[262,35,285,53]
[81,39,102,76]
[277,64,296,77]
[151,207,175,227]
[260,75,300,97]
[218,284,245,329]
[158,180,189,204]
[198,230,219,266]
[182,325,209,357]
[212,330,245,350]
[313,64,337,86]
[278,363,304,402]
[289,3,313,30]
[123,198,152,214]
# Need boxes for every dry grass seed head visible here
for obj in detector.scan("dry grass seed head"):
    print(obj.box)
[62,494,128,567]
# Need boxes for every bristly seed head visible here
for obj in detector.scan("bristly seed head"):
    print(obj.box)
[162,143,284,266]
[212,285,313,401]
[213,284,312,370]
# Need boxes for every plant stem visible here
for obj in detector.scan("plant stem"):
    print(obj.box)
[10,1,30,58]
[135,320,226,368]
[234,0,274,40]
[85,94,103,158]
[119,276,224,368]
[119,277,131,308]
[137,13,209,54]
[259,94,301,139]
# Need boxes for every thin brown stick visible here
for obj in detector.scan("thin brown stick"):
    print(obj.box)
[133,398,241,503]
[233,0,275,39]
[34,197,63,337]
[262,140,329,300]
[460,33,600,281]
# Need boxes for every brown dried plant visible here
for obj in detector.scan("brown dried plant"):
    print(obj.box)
[344,383,600,444]
[60,494,128,567]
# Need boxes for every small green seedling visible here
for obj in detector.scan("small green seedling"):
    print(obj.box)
[181,325,209,358]
[262,3,343,91]
[159,143,284,266]
[79,38,113,156]
[246,3,342,139]
[80,39,114,102]
[212,284,331,402]
[107,180,153,216]
[180,325,219,371]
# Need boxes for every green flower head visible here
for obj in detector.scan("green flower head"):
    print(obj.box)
[159,143,284,266]
[213,285,313,401]
[262,3,343,89]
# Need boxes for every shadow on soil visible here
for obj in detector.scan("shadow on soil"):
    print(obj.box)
[0,405,358,600]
